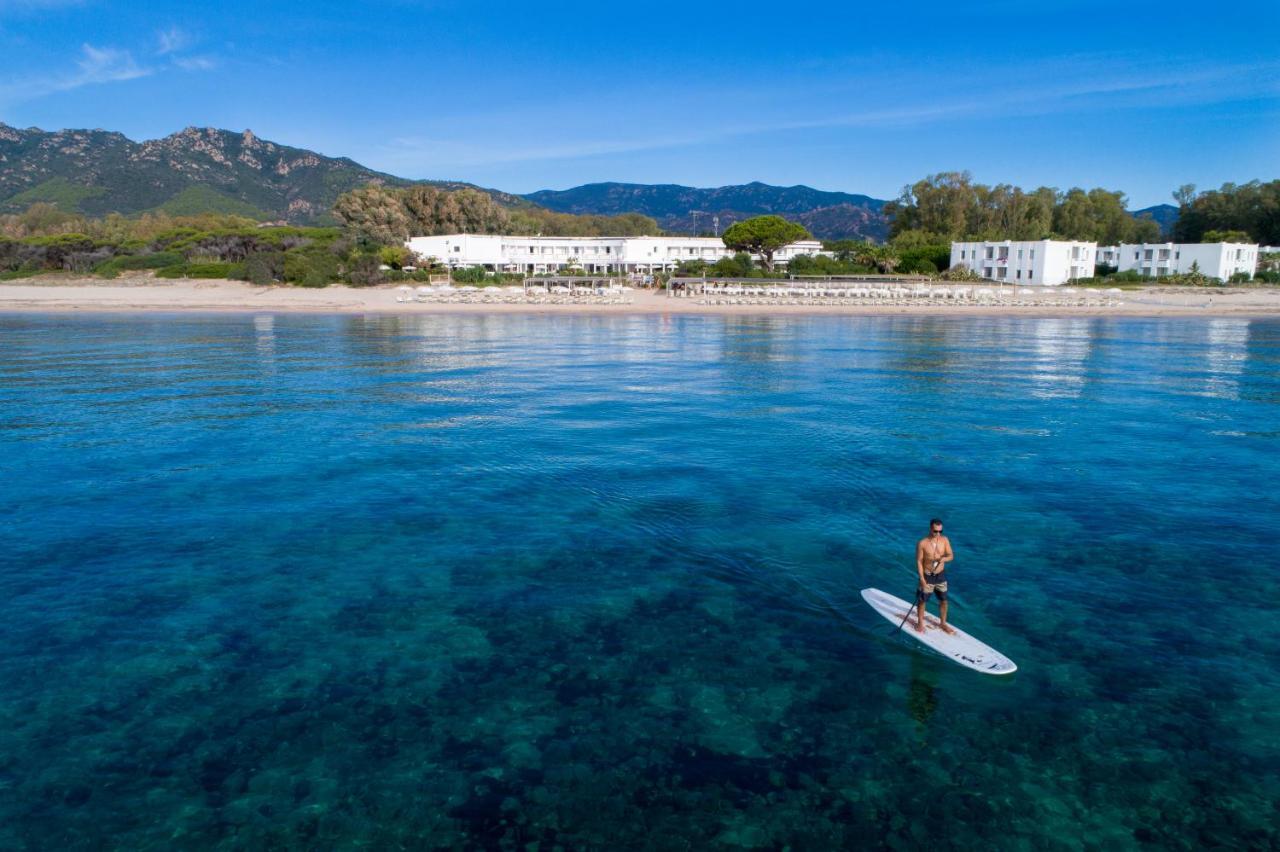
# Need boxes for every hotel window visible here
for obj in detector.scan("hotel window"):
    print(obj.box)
[1029,249,1035,260]
[960,250,966,259]
[1017,249,1023,260]
[985,247,994,259]
[1016,270,1022,279]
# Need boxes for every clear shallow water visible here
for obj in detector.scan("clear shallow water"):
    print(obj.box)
[1,313,1278,850]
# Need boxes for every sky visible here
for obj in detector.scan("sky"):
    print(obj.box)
[0,0,1277,207]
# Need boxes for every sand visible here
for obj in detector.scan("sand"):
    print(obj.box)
[2,275,1279,317]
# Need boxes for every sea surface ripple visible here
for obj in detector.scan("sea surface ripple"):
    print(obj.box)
[1,313,1277,849]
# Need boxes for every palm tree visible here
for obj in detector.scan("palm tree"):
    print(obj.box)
[871,245,901,275]
[853,241,879,269]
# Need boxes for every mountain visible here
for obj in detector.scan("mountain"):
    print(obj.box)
[523,181,890,241]
[0,122,1181,241]
[0,124,517,224]
[1131,203,1179,236]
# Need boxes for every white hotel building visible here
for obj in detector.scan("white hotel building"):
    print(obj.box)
[1111,242,1258,280]
[405,234,825,274]
[949,240,1096,286]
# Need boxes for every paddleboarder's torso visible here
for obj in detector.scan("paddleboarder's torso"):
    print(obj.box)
[917,532,952,580]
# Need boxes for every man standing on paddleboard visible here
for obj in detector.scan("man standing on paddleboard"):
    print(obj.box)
[915,518,955,635]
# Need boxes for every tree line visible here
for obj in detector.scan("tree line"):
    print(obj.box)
[1172,181,1280,245]
[883,172,1163,245]
[3,174,1276,287]
[332,184,659,244]
[0,185,665,286]
[0,205,402,286]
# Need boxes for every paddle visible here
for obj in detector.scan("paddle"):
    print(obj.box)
[892,588,920,634]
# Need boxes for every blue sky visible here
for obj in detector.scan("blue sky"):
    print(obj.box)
[0,0,1277,207]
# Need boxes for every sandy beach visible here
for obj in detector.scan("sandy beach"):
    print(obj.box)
[2,275,1279,316]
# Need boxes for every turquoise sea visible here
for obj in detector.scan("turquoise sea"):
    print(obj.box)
[1,313,1278,850]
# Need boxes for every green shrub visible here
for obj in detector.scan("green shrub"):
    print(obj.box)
[284,246,338,287]
[153,262,233,279]
[899,258,938,274]
[242,251,285,285]
[897,244,950,272]
[345,253,384,287]
[94,251,185,278]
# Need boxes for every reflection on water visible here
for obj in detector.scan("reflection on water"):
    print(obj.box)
[0,314,1277,849]
[1029,318,1092,398]
[1202,318,1249,400]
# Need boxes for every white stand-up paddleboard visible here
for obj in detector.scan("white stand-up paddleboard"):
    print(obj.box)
[861,588,1017,675]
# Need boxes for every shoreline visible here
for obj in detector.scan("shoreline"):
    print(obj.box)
[2,277,1279,318]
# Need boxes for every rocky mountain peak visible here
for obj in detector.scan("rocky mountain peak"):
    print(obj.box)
[1,123,412,223]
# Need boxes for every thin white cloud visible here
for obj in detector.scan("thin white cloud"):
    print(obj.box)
[378,131,726,169]
[76,43,147,83]
[154,25,218,72]
[156,25,188,56]
[173,54,216,71]
[0,32,221,106]
[0,42,150,105]
[377,56,1280,170]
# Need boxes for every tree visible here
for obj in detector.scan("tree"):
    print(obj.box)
[885,173,1163,243]
[332,187,412,244]
[1173,180,1280,245]
[869,245,900,274]
[1129,217,1161,243]
[852,241,879,269]
[17,202,81,236]
[721,215,810,271]
[378,245,413,269]
[1202,229,1253,243]
[885,172,977,240]
[401,185,512,235]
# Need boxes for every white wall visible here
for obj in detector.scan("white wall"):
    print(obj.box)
[950,240,1095,286]
[406,234,824,272]
[1116,243,1258,280]
[406,235,506,267]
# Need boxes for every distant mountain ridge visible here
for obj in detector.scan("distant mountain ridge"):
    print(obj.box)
[0,122,1180,239]
[0,123,527,225]
[523,181,890,240]
[1131,204,1178,237]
